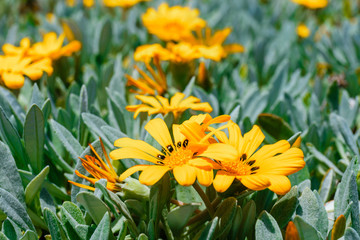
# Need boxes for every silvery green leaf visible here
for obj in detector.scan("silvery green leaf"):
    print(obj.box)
[255,211,282,240]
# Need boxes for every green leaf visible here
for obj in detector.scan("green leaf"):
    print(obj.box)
[0,141,25,206]
[0,86,25,124]
[255,211,282,240]
[0,188,35,231]
[176,185,205,210]
[319,169,336,203]
[30,84,45,108]
[270,186,298,228]
[198,217,219,240]
[50,119,83,159]
[76,192,109,225]
[344,227,360,240]
[81,113,112,147]
[2,219,22,240]
[94,19,112,57]
[293,216,322,240]
[331,215,346,240]
[307,143,343,176]
[24,104,45,174]
[136,233,148,240]
[339,90,358,127]
[62,202,86,225]
[0,232,8,240]
[228,206,242,239]
[44,139,74,173]
[90,212,111,240]
[296,187,328,238]
[167,205,199,236]
[24,166,49,206]
[0,107,29,170]
[257,113,294,140]
[214,197,237,237]
[43,208,66,240]
[287,132,301,146]
[41,99,52,121]
[238,200,256,240]
[19,230,37,240]
[182,77,196,97]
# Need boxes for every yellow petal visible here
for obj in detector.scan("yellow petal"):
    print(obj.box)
[213,171,235,192]
[68,181,95,191]
[200,143,238,162]
[119,165,150,181]
[237,174,271,191]
[109,147,159,164]
[172,124,186,150]
[1,72,25,89]
[188,102,213,113]
[178,96,201,107]
[139,165,170,185]
[188,157,221,170]
[267,175,291,195]
[136,95,162,109]
[228,121,243,149]
[170,92,185,107]
[173,165,197,186]
[145,118,174,148]
[223,44,245,54]
[250,140,290,163]
[196,168,213,187]
[240,125,265,157]
[114,138,163,156]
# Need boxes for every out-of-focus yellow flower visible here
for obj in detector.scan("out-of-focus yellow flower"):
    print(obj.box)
[66,0,77,7]
[134,44,174,63]
[83,0,95,7]
[166,42,202,63]
[291,0,328,9]
[2,38,31,57]
[185,27,244,61]
[142,3,206,41]
[69,139,122,192]
[103,0,148,8]
[46,13,56,23]
[0,56,53,89]
[126,57,167,95]
[126,92,213,119]
[27,32,81,61]
[297,24,311,38]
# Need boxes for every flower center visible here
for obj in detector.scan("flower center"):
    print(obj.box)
[163,148,193,167]
[221,156,259,176]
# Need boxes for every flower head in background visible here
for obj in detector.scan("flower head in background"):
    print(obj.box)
[291,0,328,9]
[103,0,149,8]
[110,117,236,186]
[0,56,53,89]
[134,44,174,63]
[126,92,213,119]
[142,3,206,41]
[69,139,122,192]
[297,24,311,38]
[126,56,167,95]
[210,122,305,195]
[2,37,31,57]
[28,32,81,61]
[83,0,95,8]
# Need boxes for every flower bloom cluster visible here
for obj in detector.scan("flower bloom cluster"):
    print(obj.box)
[104,114,306,195]
[291,0,328,9]
[135,3,244,63]
[0,32,81,89]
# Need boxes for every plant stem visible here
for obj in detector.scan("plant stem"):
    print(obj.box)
[186,196,221,226]
[193,182,215,218]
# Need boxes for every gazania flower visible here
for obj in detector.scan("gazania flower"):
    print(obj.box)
[126,56,167,95]
[0,55,53,89]
[83,0,95,7]
[110,117,237,187]
[126,92,213,119]
[184,27,245,61]
[166,42,202,63]
[134,44,174,63]
[2,37,31,57]
[69,139,121,192]
[296,24,311,38]
[103,0,149,8]
[27,32,81,61]
[142,3,206,41]
[211,122,305,195]
[291,0,328,9]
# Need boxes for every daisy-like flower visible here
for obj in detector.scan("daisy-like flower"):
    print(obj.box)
[184,27,245,61]
[69,139,121,192]
[297,24,311,38]
[208,121,305,195]
[126,92,213,119]
[126,56,167,95]
[2,37,31,56]
[134,44,174,63]
[142,3,206,42]
[103,0,149,8]
[27,32,81,61]
[166,42,202,63]
[0,55,53,89]
[110,117,237,187]
[291,0,328,9]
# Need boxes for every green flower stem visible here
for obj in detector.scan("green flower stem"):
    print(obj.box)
[186,196,221,226]
[193,182,215,218]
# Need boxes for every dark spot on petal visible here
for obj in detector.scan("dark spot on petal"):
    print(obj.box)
[247,160,256,166]
[251,166,259,172]
[157,154,165,160]
[157,161,164,165]
[183,139,189,148]
[250,172,256,175]
[240,154,247,161]
[167,145,174,153]
[193,152,198,156]
[177,142,182,148]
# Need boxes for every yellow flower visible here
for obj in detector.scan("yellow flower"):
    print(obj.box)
[211,122,305,195]
[2,37,31,57]
[66,0,77,7]
[103,0,149,8]
[291,0,328,9]
[110,117,237,186]
[83,0,95,7]
[126,57,167,95]
[0,55,53,89]
[126,92,213,119]
[185,27,245,61]
[166,42,202,63]
[142,3,206,41]
[27,32,81,61]
[69,139,121,192]
[134,44,174,63]
[297,24,311,38]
